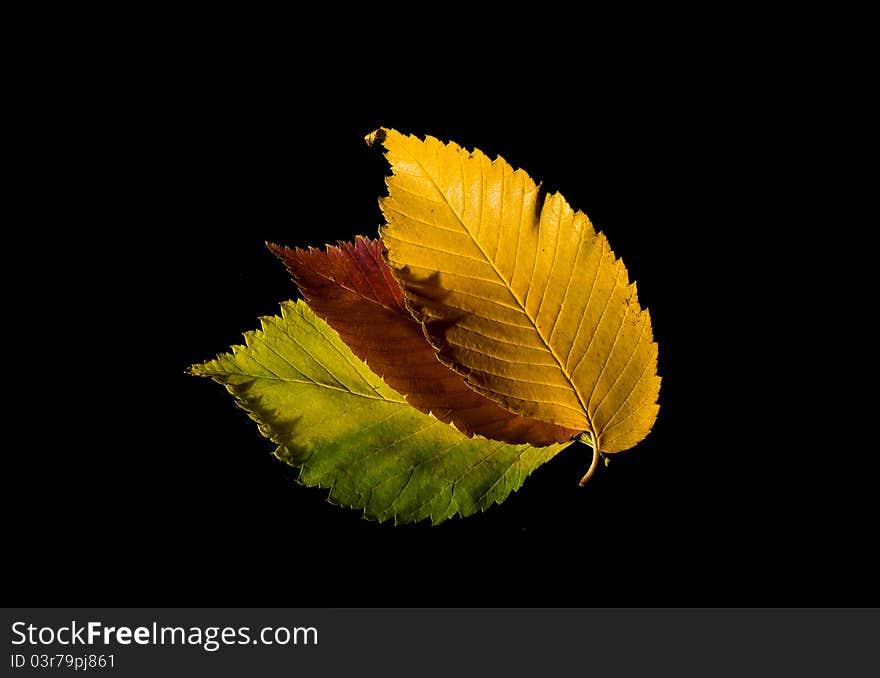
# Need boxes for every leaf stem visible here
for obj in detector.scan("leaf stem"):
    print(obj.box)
[578,432,600,486]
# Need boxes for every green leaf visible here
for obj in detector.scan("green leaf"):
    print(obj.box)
[190,300,572,524]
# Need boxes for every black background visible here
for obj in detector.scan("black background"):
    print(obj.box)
[8,33,874,609]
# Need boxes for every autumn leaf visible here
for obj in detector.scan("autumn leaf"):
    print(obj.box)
[369,128,660,481]
[268,237,577,446]
[189,300,572,524]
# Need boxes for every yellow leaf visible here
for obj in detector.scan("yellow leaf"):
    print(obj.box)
[369,128,660,478]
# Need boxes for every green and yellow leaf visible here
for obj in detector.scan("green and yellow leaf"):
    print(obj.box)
[189,300,572,524]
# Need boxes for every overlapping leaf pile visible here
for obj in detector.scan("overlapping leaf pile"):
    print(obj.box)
[190,128,660,524]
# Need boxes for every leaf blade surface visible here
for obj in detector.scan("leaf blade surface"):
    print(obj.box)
[269,237,577,446]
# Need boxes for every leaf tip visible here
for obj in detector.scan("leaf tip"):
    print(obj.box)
[265,241,291,265]
[186,361,212,378]
[364,127,387,147]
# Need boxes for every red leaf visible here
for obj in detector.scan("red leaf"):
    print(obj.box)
[269,237,578,446]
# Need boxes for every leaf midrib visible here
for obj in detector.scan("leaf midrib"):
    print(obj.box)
[404,153,594,435]
[196,367,404,403]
